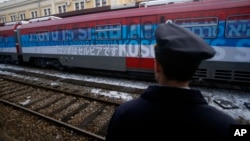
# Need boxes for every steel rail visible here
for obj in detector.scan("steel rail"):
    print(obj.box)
[0,99,106,141]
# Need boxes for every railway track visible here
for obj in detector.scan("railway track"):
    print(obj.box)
[0,64,249,140]
[0,67,145,95]
[39,66,250,92]
[0,72,141,140]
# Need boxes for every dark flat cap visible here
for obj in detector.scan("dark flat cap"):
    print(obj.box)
[155,23,215,65]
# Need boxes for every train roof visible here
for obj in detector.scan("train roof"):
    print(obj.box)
[0,21,29,32]
[28,16,62,23]
[139,0,194,7]
[0,24,14,31]
[19,0,250,30]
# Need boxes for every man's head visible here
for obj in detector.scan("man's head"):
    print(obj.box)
[154,23,215,83]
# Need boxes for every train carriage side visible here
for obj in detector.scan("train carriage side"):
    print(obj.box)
[19,15,128,71]
[18,5,161,72]
[147,0,250,82]
[18,0,250,83]
[133,0,250,83]
[0,23,20,63]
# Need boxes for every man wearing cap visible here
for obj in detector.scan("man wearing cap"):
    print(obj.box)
[105,23,238,141]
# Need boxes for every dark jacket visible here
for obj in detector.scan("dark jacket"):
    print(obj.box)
[105,85,238,141]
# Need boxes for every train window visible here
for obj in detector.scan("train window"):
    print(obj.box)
[28,32,37,41]
[225,14,250,38]
[128,23,140,39]
[0,35,6,42]
[28,31,49,42]
[51,30,65,41]
[174,17,218,38]
[62,29,74,40]
[72,27,91,40]
[37,31,49,41]
[0,36,3,47]
[0,35,7,49]
[160,16,165,24]
[143,22,155,39]
[95,24,121,40]
[50,29,74,41]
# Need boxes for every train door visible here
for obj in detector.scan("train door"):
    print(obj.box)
[126,16,156,70]
[125,17,141,69]
[14,28,23,63]
[140,15,156,70]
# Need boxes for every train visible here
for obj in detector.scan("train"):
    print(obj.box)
[0,0,250,83]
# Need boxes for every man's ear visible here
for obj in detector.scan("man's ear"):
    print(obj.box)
[154,59,161,73]
[154,59,162,82]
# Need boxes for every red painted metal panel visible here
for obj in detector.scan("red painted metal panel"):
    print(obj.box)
[0,25,15,36]
[126,57,140,69]
[157,6,250,21]
[140,58,154,70]
[126,57,154,70]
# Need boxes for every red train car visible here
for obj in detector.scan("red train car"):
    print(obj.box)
[0,21,28,63]
[1,0,250,83]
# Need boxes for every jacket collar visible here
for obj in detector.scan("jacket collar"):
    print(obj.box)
[140,85,208,105]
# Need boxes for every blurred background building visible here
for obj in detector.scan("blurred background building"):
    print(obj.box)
[0,0,143,23]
